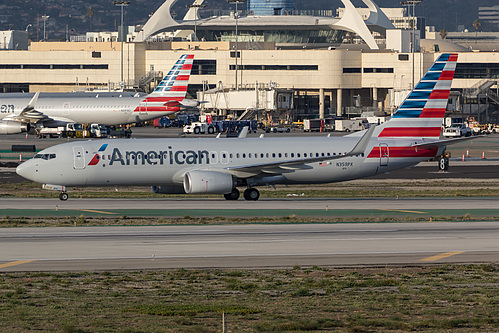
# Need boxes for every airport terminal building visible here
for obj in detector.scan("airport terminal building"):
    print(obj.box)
[0,0,498,124]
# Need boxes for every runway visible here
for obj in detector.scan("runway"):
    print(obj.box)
[2,197,499,217]
[1,222,498,272]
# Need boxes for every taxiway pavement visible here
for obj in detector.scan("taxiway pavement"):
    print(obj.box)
[1,222,497,272]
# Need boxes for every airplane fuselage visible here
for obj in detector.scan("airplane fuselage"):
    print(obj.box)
[17,135,443,188]
[0,94,175,126]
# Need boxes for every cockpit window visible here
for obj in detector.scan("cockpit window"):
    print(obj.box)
[34,153,56,160]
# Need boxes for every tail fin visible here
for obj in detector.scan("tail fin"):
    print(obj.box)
[377,53,458,139]
[139,54,194,112]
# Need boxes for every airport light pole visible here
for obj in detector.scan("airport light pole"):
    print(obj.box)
[186,3,206,41]
[227,0,246,91]
[42,15,49,41]
[113,1,130,87]
[401,0,422,89]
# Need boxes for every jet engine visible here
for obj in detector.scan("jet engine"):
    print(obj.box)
[151,185,186,194]
[0,121,29,134]
[183,170,234,194]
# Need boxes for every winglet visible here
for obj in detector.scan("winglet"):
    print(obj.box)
[347,125,376,156]
[25,91,40,112]
[238,126,249,139]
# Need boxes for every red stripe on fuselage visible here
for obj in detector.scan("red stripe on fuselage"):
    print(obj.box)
[134,106,180,112]
[368,146,439,158]
[181,64,192,70]
[378,127,441,137]
[142,97,184,102]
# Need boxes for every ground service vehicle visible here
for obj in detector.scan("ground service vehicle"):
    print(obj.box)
[442,123,472,137]
[335,119,363,132]
[35,123,84,139]
[183,122,217,134]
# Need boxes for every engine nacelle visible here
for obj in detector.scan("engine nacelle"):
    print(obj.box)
[151,185,186,194]
[183,170,234,194]
[0,121,29,134]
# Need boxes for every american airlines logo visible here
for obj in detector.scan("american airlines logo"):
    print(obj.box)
[108,148,211,166]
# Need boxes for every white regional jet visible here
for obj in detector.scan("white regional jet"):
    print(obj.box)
[18,53,466,201]
[0,54,196,134]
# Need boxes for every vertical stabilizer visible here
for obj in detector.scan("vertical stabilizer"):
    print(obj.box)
[135,54,194,113]
[377,53,458,139]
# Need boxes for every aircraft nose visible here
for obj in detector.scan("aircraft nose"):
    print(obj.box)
[16,160,35,181]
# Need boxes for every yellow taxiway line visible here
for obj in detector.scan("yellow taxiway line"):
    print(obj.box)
[0,260,36,269]
[379,209,428,214]
[77,209,119,215]
[419,251,465,262]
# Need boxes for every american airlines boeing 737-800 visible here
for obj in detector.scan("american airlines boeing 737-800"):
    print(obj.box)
[17,54,467,201]
[0,54,196,134]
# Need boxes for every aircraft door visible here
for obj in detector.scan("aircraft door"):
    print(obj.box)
[209,151,218,165]
[73,146,86,170]
[379,143,389,166]
[63,102,70,116]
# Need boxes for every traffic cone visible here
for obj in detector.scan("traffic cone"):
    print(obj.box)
[466,149,469,157]
[19,153,22,162]
[25,133,28,139]
[462,153,465,161]
[482,151,485,159]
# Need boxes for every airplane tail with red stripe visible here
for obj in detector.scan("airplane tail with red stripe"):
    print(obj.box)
[376,53,458,139]
[135,54,194,113]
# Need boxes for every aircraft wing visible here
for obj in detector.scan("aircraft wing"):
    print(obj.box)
[11,92,50,124]
[224,125,376,178]
[412,135,483,150]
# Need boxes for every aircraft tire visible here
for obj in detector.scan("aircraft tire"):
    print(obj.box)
[208,126,215,134]
[194,127,201,134]
[224,188,240,200]
[243,188,260,201]
[59,192,69,201]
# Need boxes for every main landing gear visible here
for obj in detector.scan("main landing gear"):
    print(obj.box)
[224,188,260,201]
[59,192,69,201]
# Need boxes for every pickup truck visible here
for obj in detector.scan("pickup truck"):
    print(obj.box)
[442,123,472,137]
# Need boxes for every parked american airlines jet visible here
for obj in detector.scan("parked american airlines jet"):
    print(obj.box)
[17,54,466,201]
[0,54,195,134]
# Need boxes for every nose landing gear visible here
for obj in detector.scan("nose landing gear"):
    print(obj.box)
[59,192,69,201]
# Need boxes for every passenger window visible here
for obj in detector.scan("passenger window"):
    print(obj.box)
[272,153,276,158]
[242,153,246,158]
[278,153,282,158]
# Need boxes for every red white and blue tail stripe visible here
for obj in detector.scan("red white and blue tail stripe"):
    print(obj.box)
[377,53,458,139]
[135,54,194,113]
